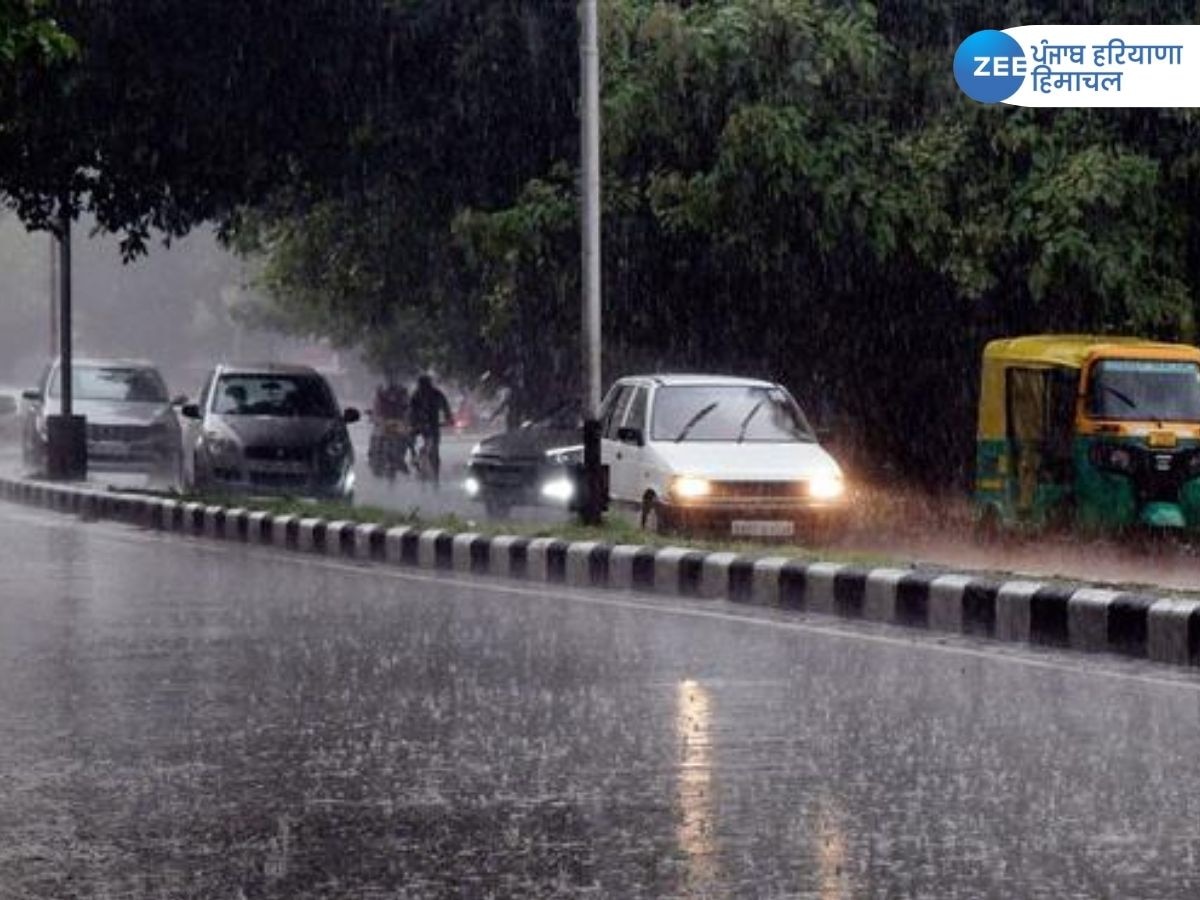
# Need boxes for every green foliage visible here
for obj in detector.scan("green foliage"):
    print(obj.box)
[0,0,75,65]
[9,0,1200,483]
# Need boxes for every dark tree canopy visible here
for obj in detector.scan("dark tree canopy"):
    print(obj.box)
[0,0,413,253]
[6,0,1200,485]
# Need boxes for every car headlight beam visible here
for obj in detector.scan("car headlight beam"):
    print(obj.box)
[540,475,575,504]
[672,475,712,500]
[809,471,845,501]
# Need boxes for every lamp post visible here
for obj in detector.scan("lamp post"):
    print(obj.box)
[578,0,605,524]
[45,209,87,480]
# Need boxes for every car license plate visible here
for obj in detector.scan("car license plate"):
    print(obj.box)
[731,519,794,538]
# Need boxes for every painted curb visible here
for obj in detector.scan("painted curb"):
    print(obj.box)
[3,476,1198,668]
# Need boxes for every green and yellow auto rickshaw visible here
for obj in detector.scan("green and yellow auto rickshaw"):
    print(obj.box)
[975,335,1200,531]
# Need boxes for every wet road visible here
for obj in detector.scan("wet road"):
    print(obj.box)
[3,504,1200,897]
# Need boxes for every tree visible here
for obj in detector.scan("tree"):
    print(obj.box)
[0,1,403,254]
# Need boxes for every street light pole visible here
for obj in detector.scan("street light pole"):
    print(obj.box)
[45,209,86,480]
[59,210,72,420]
[579,0,605,524]
[48,233,59,356]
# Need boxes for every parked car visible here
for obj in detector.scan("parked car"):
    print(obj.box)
[20,358,183,478]
[464,404,581,516]
[600,374,848,537]
[181,363,359,501]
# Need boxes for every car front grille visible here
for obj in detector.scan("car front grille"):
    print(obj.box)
[88,424,155,442]
[245,445,312,463]
[708,480,806,499]
[248,471,311,489]
[472,459,538,487]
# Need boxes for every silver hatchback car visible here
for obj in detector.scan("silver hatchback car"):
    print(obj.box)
[181,363,359,501]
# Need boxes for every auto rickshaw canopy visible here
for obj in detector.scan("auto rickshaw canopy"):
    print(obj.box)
[978,335,1200,439]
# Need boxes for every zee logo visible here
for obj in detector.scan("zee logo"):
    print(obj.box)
[973,56,1029,77]
[954,30,1028,103]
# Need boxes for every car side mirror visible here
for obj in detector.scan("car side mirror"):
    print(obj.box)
[180,403,202,420]
[617,426,644,446]
[22,389,41,403]
[171,394,188,406]
[343,407,361,424]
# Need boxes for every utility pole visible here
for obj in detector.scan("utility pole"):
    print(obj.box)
[48,234,58,355]
[578,0,606,524]
[46,210,86,480]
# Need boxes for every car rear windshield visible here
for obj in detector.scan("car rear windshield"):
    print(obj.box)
[1087,359,1200,423]
[213,374,337,418]
[650,385,815,443]
[49,366,168,402]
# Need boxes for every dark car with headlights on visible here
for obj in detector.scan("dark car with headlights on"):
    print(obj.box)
[464,405,581,516]
[21,359,183,479]
[181,363,359,501]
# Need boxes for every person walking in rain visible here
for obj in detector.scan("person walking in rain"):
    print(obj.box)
[409,373,453,484]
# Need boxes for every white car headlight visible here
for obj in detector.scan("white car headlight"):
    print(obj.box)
[671,475,712,500]
[809,470,845,500]
[540,475,575,504]
[464,476,481,497]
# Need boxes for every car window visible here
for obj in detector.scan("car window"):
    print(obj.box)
[48,365,168,403]
[650,384,815,443]
[602,385,633,439]
[213,374,337,418]
[624,386,648,433]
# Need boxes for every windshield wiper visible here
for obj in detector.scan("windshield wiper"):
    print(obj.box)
[1099,383,1138,411]
[674,402,719,442]
[736,399,765,443]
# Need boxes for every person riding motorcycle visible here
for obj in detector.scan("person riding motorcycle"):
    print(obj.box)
[409,373,453,484]
[370,375,411,476]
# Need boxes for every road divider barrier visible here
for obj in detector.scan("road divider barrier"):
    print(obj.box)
[2,476,1198,668]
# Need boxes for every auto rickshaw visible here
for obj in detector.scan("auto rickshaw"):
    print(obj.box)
[975,335,1200,531]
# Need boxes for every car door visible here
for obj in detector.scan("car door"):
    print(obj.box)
[181,371,214,486]
[610,385,649,502]
[599,383,634,503]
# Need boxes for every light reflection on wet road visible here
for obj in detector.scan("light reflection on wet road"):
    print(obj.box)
[2,504,1200,897]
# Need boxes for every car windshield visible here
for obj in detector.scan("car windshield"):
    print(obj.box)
[1087,359,1200,422]
[650,385,815,443]
[213,374,337,418]
[48,365,168,402]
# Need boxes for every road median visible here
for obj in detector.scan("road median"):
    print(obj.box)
[2,475,1198,669]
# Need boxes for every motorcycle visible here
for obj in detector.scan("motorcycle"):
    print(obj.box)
[368,417,411,480]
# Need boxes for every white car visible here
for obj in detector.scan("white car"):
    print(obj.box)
[600,375,848,537]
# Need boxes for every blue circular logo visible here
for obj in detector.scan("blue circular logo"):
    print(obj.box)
[954,30,1026,104]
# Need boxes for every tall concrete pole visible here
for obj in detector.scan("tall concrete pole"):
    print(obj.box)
[580,0,602,418]
[46,210,86,480]
[579,0,605,524]
[59,211,72,418]
[48,234,59,356]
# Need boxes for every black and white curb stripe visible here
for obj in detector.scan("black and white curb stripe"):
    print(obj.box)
[2,476,1198,668]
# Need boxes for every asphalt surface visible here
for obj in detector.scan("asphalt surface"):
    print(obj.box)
[2,503,1200,897]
